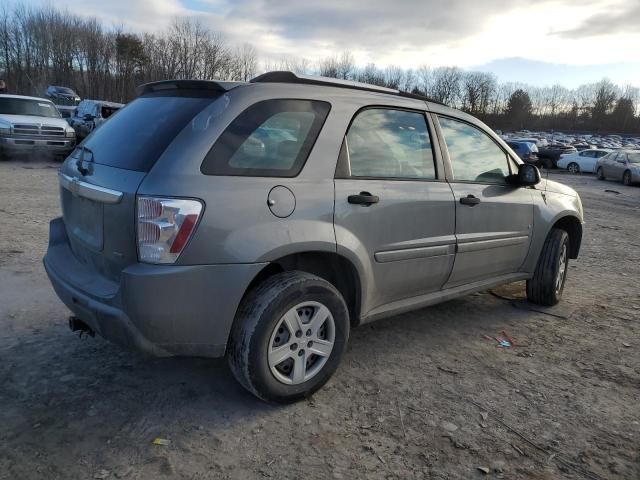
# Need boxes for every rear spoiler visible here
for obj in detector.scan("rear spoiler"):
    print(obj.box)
[136,80,245,97]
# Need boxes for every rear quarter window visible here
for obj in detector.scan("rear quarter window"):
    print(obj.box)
[201,99,330,177]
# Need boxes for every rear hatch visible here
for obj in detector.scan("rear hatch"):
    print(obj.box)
[59,90,222,283]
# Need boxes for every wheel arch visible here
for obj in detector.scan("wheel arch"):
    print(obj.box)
[242,251,363,327]
[550,215,582,259]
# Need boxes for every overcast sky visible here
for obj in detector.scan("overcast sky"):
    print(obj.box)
[20,0,640,87]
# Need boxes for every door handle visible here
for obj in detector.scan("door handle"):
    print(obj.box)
[459,195,481,206]
[348,192,379,205]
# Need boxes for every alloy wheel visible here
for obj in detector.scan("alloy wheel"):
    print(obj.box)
[555,243,567,295]
[267,301,335,385]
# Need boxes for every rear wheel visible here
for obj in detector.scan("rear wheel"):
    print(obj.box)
[527,228,569,306]
[227,271,349,403]
[543,158,553,170]
[597,167,605,180]
[567,162,580,174]
[623,170,632,186]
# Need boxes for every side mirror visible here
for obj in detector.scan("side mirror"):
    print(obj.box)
[83,113,94,121]
[516,163,541,186]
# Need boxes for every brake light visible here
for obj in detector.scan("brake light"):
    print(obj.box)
[136,196,203,264]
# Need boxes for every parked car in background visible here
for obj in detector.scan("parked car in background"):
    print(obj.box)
[44,73,584,403]
[507,141,539,166]
[55,105,76,120]
[596,150,640,186]
[557,148,611,174]
[45,86,81,106]
[0,94,76,160]
[69,99,123,139]
[537,143,577,169]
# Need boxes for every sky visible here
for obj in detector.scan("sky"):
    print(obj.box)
[19,0,640,87]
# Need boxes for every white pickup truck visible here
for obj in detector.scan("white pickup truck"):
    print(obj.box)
[0,94,76,160]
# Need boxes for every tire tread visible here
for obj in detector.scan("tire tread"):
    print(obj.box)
[526,228,569,306]
[227,271,347,402]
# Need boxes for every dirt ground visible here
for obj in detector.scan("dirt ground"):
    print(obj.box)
[0,159,638,480]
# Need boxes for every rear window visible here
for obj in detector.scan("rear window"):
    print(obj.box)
[201,99,330,177]
[78,93,217,172]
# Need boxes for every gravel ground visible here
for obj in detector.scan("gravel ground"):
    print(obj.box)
[0,160,638,480]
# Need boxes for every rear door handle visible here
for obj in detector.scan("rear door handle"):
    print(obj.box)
[459,195,481,206]
[348,192,379,205]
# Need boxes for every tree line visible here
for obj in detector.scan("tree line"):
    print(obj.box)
[1,2,639,133]
[0,3,257,103]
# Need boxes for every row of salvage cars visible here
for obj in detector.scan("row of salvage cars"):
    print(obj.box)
[0,87,123,161]
[500,130,640,186]
[555,149,640,186]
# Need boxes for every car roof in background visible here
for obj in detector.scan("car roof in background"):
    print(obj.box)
[0,94,54,103]
[51,86,76,92]
[80,99,125,108]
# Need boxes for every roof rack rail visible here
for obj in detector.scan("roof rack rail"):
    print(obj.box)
[250,71,446,106]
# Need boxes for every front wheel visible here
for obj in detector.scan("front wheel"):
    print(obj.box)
[597,167,605,180]
[527,228,569,306]
[567,162,580,174]
[623,171,632,186]
[227,271,349,403]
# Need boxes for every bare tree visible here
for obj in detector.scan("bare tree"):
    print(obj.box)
[336,51,355,80]
[318,55,339,78]
[384,65,403,89]
[432,66,462,106]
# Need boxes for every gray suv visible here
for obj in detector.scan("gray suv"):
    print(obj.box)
[44,72,584,403]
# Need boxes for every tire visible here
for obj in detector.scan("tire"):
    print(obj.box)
[227,271,350,403]
[597,167,605,180]
[623,170,632,186]
[527,228,569,307]
[543,158,553,170]
[567,162,580,174]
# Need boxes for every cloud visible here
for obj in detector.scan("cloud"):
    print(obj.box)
[554,2,640,38]
[18,0,640,78]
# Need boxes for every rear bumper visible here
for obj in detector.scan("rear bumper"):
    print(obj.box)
[44,217,267,358]
[0,135,75,154]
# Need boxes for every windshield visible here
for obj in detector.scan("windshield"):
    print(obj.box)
[0,98,61,118]
[628,153,640,164]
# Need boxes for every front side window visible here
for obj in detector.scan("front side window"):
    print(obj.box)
[345,108,436,179]
[580,151,595,158]
[438,116,510,183]
[202,99,330,177]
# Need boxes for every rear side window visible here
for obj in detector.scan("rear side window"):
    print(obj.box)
[80,93,217,172]
[345,108,436,179]
[201,99,330,177]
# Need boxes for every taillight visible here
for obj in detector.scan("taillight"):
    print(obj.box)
[136,196,203,264]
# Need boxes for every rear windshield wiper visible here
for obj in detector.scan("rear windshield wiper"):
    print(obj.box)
[75,145,94,175]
